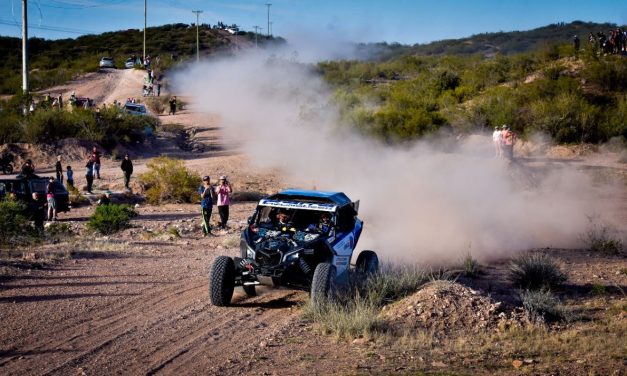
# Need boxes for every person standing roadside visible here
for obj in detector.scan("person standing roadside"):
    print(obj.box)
[169,96,177,115]
[85,157,95,194]
[198,176,214,236]
[501,125,517,160]
[66,165,74,189]
[121,153,134,190]
[91,146,102,179]
[492,126,502,158]
[46,177,57,221]
[55,156,63,183]
[30,193,45,235]
[215,175,233,229]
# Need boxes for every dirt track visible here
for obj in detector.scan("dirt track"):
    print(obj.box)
[2,67,627,376]
[0,202,323,376]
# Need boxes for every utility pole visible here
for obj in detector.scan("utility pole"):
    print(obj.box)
[143,0,146,63]
[22,0,29,95]
[269,21,273,37]
[265,3,271,37]
[253,25,261,48]
[192,10,203,62]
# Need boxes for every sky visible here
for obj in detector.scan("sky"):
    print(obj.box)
[1,0,626,44]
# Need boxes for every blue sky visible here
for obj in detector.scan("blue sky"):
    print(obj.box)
[1,0,626,44]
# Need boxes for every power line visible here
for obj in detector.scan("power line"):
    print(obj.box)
[0,19,97,34]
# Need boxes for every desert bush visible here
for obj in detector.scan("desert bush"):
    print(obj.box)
[87,204,137,235]
[581,218,624,255]
[46,222,74,239]
[461,252,480,277]
[520,289,568,323]
[301,295,381,339]
[0,199,35,245]
[509,252,567,290]
[67,184,90,207]
[302,264,427,339]
[145,97,169,114]
[139,156,200,204]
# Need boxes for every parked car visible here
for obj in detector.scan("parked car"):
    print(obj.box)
[208,189,379,306]
[124,58,135,69]
[99,57,115,68]
[0,175,70,214]
[123,102,147,116]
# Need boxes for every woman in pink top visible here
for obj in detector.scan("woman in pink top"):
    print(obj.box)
[215,175,233,229]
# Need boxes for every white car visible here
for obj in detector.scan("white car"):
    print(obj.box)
[99,57,115,68]
[124,58,135,69]
[123,102,147,116]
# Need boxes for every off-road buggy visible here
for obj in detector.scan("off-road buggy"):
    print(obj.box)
[208,189,379,306]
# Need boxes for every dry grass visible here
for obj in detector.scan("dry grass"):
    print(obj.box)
[301,264,428,340]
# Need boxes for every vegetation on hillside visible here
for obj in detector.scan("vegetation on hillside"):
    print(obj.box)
[0,23,281,94]
[0,95,159,148]
[361,21,626,59]
[319,43,627,144]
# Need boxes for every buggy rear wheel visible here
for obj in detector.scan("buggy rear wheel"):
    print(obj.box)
[209,256,235,306]
[2,164,13,174]
[355,250,379,275]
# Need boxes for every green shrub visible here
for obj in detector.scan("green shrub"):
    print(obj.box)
[462,252,480,277]
[87,204,137,235]
[145,97,169,114]
[520,289,567,323]
[581,218,624,255]
[0,199,35,245]
[509,252,567,290]
[139,156,200,204]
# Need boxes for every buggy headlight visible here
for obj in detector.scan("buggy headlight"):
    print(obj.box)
[246,246,255,259]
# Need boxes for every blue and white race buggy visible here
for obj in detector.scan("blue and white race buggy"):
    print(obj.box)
[208,189,379,306]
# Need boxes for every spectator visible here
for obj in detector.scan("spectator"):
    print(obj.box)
[97,191,111,206]
[120,153,133,190]
[214,176,233,229]
[30,192,45,234]
[501,125,517,160]
[492,126,502,158]
[91,146,102,179]
[573,35,580,53]
[85,157,95,194]
[169,96,177,115]
[46,177,57,221]
[198,176,214,236]
[55,156,63,183]
[21,159,35,177]
[66,165,74,189]
[156,81,161,97]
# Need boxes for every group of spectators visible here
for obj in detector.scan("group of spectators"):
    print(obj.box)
[492,125,517,160]
[143,69,162,97]
[198,175,233,236]
[585,28,627,54]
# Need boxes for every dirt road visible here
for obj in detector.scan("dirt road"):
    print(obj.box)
[0,203,315,376]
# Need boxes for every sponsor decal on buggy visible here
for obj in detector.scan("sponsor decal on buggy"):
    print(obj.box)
[259,199,337,212]
[333,256,350,267]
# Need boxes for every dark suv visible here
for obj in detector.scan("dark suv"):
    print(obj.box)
[0,175,70,213]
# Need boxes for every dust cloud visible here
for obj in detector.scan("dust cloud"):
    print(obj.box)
[174,49,617,264]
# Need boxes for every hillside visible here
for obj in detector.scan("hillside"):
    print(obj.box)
[319,40,627,144]
[0,23,281,94]
[361,21,627,60]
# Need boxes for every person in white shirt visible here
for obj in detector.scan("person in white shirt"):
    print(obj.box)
[492,126,503,158]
